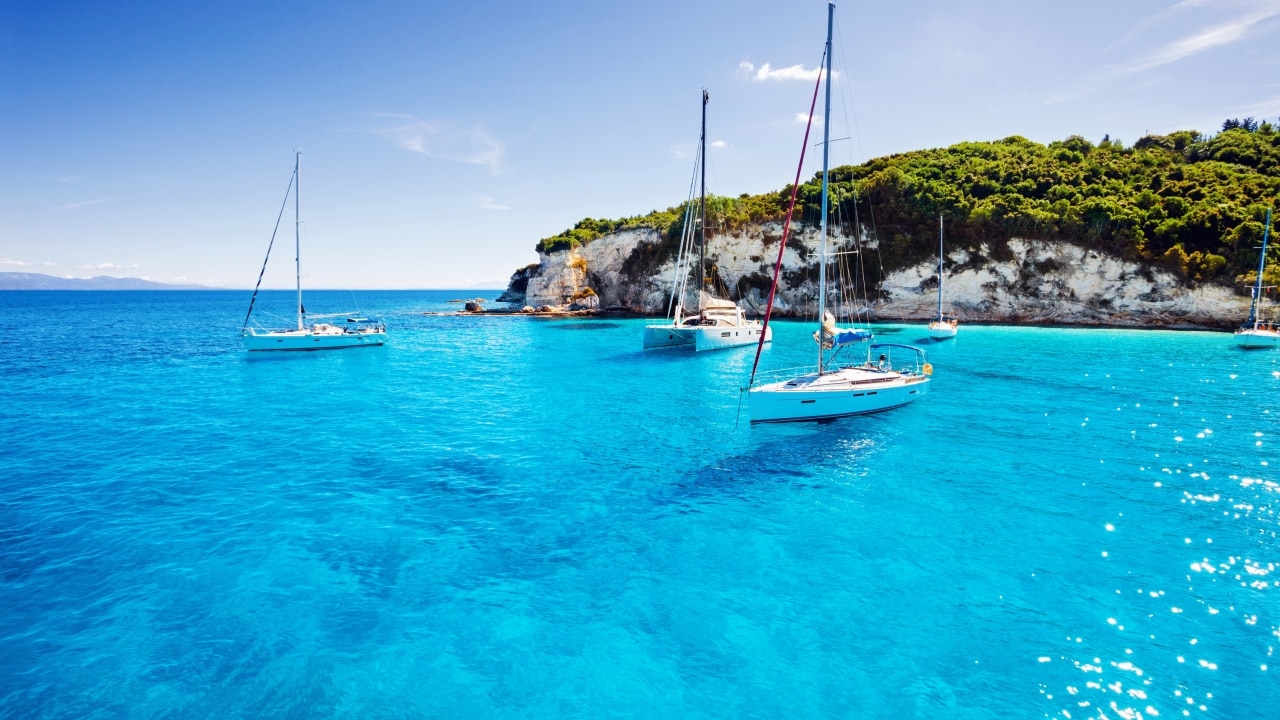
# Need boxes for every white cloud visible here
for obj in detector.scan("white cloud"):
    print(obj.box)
[479,196,510,211]
[738,60,837,82]
[671,142,695,160]
[0,257,34,266]
[370,112,504,173]
[57,196,115,210]
[795,113,825,127]
[710,140,726,149]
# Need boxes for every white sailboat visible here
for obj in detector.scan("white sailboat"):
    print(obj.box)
[1235,207,1279,349]
[241,151,386,351]
[746,2,931,424]
[928,214,958,339]
[643,90,772,352]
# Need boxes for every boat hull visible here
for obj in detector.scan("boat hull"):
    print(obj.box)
[642,325,696,349]
[928,322,958,339]
[692,323,771,351]
[749,369,929,423]
[1235,329,1280,348]
[243,329,386,351]
[643,323,771,351]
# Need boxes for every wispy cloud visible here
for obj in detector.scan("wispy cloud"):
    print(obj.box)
[710,140,726,149]
[1,258,34,266]
[1048,0,1280,103]
[738,60,837,82]
[369,113,504,173]
[1122,3,1280,73]
[479,196,510,211]
[57,196,115,210]
[56,175,84,183]
[671,142,694,160]
[78,262,139,270]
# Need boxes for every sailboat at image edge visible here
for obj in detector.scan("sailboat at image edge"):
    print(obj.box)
[928,214,959,339]
[642,90,773,352]
[1235,206,1279,349]
[746,1,931,424]
[241,151,386,351]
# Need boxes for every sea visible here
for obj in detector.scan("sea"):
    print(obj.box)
[1,289,1276,719]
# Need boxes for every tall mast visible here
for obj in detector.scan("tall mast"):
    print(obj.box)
[1249,207,1271,329]
[937,214,944,321]
[699,89,708,295]
[815,2,834,373]
[295,150,303,330]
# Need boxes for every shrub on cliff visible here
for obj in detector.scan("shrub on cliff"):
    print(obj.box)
[538,126,1280,287]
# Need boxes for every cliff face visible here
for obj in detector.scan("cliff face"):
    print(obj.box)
[502,226,1252,328]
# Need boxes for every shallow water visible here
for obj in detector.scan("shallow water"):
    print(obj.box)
[1,290,1276,718]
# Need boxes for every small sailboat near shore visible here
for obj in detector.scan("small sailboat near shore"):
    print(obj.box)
[746,2,931,424]
[927,214,958,339]
[241,152,385,352]
[1235,207,1279,349]
[643,90,771,352]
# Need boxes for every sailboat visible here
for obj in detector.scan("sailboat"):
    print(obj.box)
[642,90,772,352]
[928,214,958,339]
[241,151,386,351]
[746,2,931,424]
[1235,207,1279,349]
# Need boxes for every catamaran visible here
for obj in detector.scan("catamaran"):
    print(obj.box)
[746,2,931,424]
[241,151,386,351]
[1235,207,1279,349]
[928,214,958,339]
[643,90,772,352]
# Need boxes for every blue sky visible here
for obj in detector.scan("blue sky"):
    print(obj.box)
[3,0,1280,289]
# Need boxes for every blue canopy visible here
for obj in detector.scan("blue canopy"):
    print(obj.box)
[832,329,873,346]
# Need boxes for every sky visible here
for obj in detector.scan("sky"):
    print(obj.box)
[3,0,1280,289]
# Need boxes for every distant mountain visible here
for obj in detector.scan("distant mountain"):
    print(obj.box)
[0,272,211,290]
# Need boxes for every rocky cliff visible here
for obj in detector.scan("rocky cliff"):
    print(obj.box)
[501,226,1253,329]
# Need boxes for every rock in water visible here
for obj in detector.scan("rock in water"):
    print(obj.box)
[464,301,484,312]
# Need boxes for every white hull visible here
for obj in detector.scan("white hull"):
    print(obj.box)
[642,325,696,349]
[1235,328,1280,348]
[928,321,958,339]
[749,366,929,423]
[243,328,385,351]
[643,321,771,351]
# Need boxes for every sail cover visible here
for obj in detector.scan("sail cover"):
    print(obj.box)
[698,291,738,312]
[814,311,872,348]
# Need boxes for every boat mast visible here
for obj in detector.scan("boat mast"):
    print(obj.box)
[294,150,303,331]
[815,2,834,373]
[1248,208,1271,329]
[937,214,944,321]
[699,89,708,295]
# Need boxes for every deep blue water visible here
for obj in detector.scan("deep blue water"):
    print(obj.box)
[1,290,1277,719]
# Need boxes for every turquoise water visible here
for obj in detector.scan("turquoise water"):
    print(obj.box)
[2,290,1277,718]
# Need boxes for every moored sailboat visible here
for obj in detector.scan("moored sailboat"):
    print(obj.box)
[241,152,386,351]
[1235,207,1279,349]
[746,2,931,424]
[643,90,771,352]
[928,214,958,339]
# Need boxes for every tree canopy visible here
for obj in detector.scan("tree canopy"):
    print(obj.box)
[538,123,1280,289]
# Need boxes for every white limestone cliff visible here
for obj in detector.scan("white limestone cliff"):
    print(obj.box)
[506,226,1253,329]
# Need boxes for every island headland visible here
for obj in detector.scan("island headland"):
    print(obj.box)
[499,126,1280,329]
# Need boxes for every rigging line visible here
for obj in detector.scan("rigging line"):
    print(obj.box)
[831,12,881,321]
[748,48,826,386]
[241,168,297,332]
[669,141,704,319]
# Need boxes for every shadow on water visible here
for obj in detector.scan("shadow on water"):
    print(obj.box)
[545,322,623,331]
[651,418,888,512]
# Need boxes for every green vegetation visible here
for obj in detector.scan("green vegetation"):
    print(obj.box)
[539,119,1280,290]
